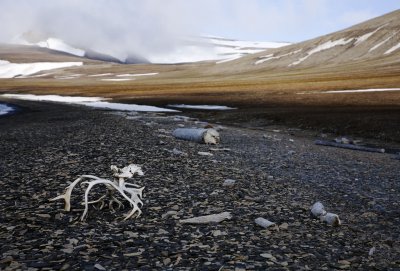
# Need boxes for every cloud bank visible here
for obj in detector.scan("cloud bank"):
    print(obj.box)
[1,0,200,61]
[0,0,397,62]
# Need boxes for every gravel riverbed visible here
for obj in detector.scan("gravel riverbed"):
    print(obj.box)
[0,100,399,270]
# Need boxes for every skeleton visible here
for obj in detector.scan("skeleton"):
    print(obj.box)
[50,164,144,221]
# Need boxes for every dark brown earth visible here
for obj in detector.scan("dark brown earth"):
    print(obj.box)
[0,99,399,270]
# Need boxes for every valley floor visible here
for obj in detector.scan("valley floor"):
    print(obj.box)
[0,100,399,270]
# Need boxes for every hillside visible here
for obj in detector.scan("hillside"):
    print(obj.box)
[0,10,399,142]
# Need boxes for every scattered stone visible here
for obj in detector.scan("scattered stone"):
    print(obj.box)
[162,210,179,219]
[94,263,106,270]
[223,179,236,187]
[212,230,227,237]
[255,217,275,229]
[260,253,276,261]
[369,247,376,256]
[180,212,232,224]
[279,223,289,230]
[198,151,214,156]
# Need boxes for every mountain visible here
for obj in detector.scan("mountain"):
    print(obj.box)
[145,36,290,64]
[14,33,149,64]
[0,9,398,90]
[11,31,289,64]
[213,9,400,73]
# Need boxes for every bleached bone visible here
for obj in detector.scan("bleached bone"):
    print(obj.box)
[172,128,220,144]
[320,212,341,226]
[310,201,327,217]
[49,175,102,211]
[310,201,341,226]
[255,217,275,228]
[50,164,144,221]
[179,212,232,224]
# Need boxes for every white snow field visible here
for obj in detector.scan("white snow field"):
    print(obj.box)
[0,94,178,112]
[168,104,236,110]
[0,60,83,78]
[116,73,159,77]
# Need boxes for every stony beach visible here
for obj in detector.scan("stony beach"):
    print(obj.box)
[0,99,399,270]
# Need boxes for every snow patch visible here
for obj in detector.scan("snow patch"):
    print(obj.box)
[1,94,104,103]
[354,25,386,46]
[101,78,134,82]
[255,50,302,65]
[54,74,82,80]
[384,42,400,55]
[208,37,291,49]
[82,101,178,112]
[116,73,159,77]
[168,104,236,110]
[216,55,242,64]
[0,94,178,112]
[289,38,353,66]
[36,38,85,57]
[88,73,114,77]
[369,31,399,52]
[0,60,83,79]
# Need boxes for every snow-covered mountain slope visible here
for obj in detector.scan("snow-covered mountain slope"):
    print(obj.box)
[219,9,400,72]
[146,36,290,64]
[14,33,148,64]
[12,32,290,64]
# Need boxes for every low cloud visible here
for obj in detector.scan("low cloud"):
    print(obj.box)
[0,0,395,61]
[0,0,199,61]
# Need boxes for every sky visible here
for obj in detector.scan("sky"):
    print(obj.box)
[0,0,398,60]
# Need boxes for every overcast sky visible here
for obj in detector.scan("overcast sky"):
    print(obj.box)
[0,0,398,59]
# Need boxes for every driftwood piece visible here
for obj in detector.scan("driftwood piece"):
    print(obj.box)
[172,128,220,144]
[315,140,385,153]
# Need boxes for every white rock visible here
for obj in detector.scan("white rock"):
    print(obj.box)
[369,246,376,256]
[223,179,236,187]
[94,264,106,270]
[179,212,232,224]
[310,202,326,217]
[198,151,214,156]
[255,217,275,228]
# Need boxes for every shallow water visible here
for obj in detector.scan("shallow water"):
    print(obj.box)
[0,103,15,116]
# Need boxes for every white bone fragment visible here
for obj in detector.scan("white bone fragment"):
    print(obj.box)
[311,201,327,217]
[179,212,232,224]
[172,128,220,144]
[198,151,214,156]
[255,217,276,228]
[320,212,341,226]
[311,201,341,226]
